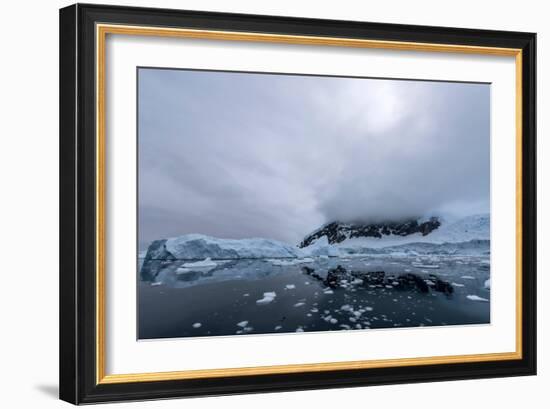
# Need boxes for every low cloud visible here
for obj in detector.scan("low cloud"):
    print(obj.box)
[138,69,489,247]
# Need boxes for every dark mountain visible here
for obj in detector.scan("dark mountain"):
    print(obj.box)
[298,217,441,248]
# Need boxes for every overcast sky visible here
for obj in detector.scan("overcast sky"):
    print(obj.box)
[138,68,489,248]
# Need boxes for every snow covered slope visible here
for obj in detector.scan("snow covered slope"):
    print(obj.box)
[302,214,489,250]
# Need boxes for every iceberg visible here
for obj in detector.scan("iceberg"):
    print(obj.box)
[161,234,304,259]
[140,234,305,280]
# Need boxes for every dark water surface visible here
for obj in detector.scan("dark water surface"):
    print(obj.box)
[138,255,490,339]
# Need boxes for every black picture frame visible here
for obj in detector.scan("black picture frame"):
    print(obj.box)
[60,3,536,404]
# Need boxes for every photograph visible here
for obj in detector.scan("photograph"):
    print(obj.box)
[137,68,491,340]
[56,3,536,404]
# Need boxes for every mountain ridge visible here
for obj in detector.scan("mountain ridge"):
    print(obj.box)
[299,214,489,249]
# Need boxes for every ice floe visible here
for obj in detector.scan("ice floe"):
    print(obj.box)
[256,291,277,305]
[466,294,489,302]
[182,257,218,269]
[268,258,314,266]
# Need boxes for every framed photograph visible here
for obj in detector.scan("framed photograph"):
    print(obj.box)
[59,3,536,404]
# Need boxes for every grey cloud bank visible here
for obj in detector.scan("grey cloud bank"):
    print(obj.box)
[138,69,489,249]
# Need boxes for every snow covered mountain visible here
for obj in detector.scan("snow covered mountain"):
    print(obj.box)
[299,217,441,247]
[300,214,489,250]
[140,215,489,280]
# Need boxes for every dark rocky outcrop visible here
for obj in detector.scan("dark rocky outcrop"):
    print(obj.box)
[301,265,453,295]
[299,217,441,248]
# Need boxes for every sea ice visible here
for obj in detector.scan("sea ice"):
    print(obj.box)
[412,263,440,269]
[466,294,489,302]
[192,322,202,328]
[182,257,217,268]
[269,258,313,266]
[256,291,277,305]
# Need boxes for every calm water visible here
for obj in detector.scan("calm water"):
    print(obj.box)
[138,254,490,339]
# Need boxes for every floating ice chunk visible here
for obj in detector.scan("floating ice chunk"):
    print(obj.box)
[329,318,338,324]
[293,302,305,307]
[424,280,435,286]
[466,294,489,302]
[295,327,304,332]
[192,322,202,328]
[183,257,217,268]
[319,255,329,260]
[484,278,491,289]
[365,306,373,311]
[340,304,352,311]
[412,263,440,269]
[323,289,334,295]
[452,282,465,287]
[176,267,191,274]
[461,275,475,280]
[243,293,250,297]
[274,325,282,330]
[269,258,313,266]
[236,321,249,328]
[285,284,296,290]
[151,282,163,286]
[256,291,277,305]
